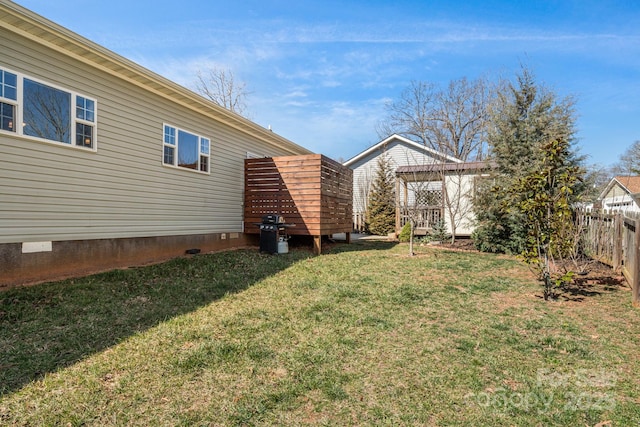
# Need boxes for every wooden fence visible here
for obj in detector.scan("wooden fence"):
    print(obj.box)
[244,154,353,254]
[578,209,640,306]
[353,212,367,233]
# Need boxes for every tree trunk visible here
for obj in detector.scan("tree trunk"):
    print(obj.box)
[441,176,457,244]
[409,220,415,256]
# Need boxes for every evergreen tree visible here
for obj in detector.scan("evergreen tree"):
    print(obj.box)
[367,155,396,235]
[512,137,582,299]
[473,67,583,254]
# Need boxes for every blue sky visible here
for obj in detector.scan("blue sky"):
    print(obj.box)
[14,0,640,166]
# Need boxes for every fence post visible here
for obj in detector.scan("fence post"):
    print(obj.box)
[613,213,623,272]
[634,217,640,307]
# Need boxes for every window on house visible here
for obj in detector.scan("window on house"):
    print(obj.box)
[75,96,95,147]
[200,138,210,172]
[0,66,97,149]
[0,102,14,132]
[23,79,71,143]
[162,124,210,173]
[246,151,263,159]
[0,69,17,100]
[0,69,17,132]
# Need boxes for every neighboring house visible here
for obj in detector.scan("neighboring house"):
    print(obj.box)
[343,134,461,232]
[597,176,640,213]
[343,134,492,236]
[0,2,312,286]
[395,161,494,237]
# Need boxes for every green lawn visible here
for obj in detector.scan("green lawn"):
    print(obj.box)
[1,241,638,426]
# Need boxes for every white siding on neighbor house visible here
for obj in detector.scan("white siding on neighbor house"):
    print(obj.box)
[349,138,440,215]
[0,27,304,245]
[600,185,640,213]
[397,172,478,236]
[442,173,477,236]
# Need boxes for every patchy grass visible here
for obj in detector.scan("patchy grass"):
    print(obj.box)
[1,242,639,426]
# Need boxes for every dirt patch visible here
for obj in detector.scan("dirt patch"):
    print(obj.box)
[430,240,628,304]
[434,238,477,252]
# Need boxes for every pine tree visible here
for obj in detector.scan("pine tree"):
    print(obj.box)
[473,68,583,254]
[367,155,396,235]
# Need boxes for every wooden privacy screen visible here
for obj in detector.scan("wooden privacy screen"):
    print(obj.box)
[244,154,353,239]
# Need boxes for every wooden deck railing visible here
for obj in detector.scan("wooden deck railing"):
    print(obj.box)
[353,212,367,233]
[398,206,443,234]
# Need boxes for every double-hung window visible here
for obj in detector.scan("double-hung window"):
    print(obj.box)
[163,124,210,173]
[0,69,17,133]
[75,96,95,147]
[0,65,97,150]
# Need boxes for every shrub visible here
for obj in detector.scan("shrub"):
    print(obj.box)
[398,222,411,242]
[429,219,449,242]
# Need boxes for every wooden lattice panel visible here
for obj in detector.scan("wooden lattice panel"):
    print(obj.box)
[244,154,353,236]
[415,188,443,208]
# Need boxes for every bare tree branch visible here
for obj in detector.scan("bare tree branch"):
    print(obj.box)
[382,77,494,244]
[379,78,492,162]
[613,140,640,176]
[195,68,250,117]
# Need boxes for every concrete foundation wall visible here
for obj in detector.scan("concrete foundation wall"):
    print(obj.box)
[0,232,258,288]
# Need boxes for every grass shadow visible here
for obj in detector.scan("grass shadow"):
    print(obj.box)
[0,248,309,396]
[287,235,398,254]
[547,274,627,302]
[569,274,626,296]
[323,239,398,254]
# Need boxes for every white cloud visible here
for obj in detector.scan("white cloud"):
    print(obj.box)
[284,89,309,99]
[87,9,639,166]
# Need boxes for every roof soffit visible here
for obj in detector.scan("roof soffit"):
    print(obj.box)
[343,134,462,167]
[0,2,311,155]
[598,176,640,201]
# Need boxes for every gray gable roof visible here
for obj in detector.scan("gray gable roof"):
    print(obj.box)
[343,134,462,167]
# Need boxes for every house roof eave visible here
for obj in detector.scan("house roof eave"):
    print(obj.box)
[0,2,313,156]
[597,176,640,202]
[395,161,497,176]
[343,134,462,167]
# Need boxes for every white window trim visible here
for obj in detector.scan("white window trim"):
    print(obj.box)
[246,151,264,159]
[0,65,98,152]
[162,123,211,174]
[0,69,18,135]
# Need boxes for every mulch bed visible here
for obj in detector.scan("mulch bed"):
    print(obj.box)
[431,239,630,300]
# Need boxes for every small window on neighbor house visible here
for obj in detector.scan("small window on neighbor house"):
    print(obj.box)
[76,96,95,121]
[162,124,210,173]
[199,155,209,172]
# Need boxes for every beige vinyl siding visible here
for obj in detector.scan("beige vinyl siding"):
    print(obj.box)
[600,183,640,213]
[0,26,304,245]
[606,184,627,199]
